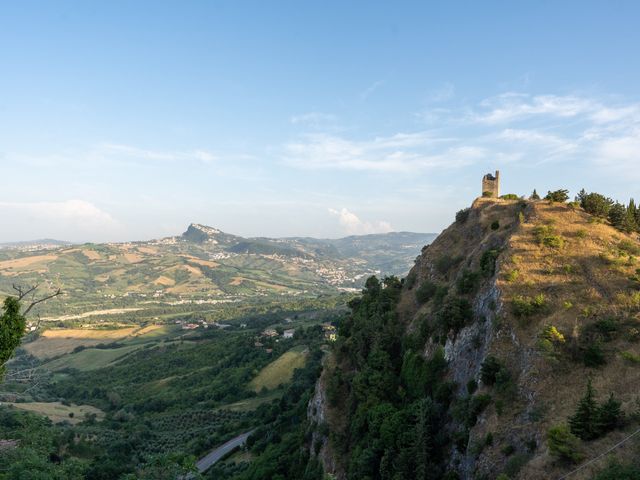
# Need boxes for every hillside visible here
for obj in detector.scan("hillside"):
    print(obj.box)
[315,197,640,479]
[0,225,436,321]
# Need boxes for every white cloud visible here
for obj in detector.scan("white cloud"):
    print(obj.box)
[283,132,483,172]
[0,200,121,241]
[290,112,337,126]
[98,143,217,164]
[328,208,393,235]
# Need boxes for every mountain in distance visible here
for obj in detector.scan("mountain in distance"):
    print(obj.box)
[0,223,436,319]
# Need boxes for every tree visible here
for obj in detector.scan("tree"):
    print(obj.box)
[545,189,569,202]
[0,285,62,379]
[608,202,627,229]
[597,393,624,433]
[569,379,600,440]
[530,189,541,200]
[580,192,614,218]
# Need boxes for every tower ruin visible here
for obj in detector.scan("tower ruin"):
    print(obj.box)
[482,171,500,198]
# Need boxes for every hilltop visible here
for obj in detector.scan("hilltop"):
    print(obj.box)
[314,195,640,479]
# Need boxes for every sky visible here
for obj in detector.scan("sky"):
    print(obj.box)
[1,1,640,242]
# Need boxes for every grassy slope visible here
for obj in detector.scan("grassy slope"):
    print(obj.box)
[249,345,308,391]
[399,198,640,479]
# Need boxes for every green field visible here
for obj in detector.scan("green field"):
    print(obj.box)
[42,344,142,371]
[249,345,308,392]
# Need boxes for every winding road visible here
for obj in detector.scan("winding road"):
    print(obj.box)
[195,430,254,473]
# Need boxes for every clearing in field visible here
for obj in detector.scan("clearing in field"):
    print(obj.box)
[6,402,104,425]
[249,346,308,392]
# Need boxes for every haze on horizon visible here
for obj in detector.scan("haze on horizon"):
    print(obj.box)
[1,1,639,243]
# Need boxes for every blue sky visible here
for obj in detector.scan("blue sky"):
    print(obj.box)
[1,1,639,242]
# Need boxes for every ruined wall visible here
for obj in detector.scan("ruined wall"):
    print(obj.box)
[482,171,500,198]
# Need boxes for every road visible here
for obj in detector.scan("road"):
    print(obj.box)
[195,430,254,473]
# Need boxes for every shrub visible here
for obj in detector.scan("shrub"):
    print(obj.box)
[480,249,500,277]
[542,325,565,343]
[415,281,438,304]
[457,270,481,294]
[547,425,581,462]
[404,271,417,290]
[505,269,519,282]
[435,297,473,333]
[593,462,640,480]
[545,189,569,203]
[500,194,520,200]
[619,240,640,256]
[534,225,565,249]
[511,294,547,318]
[490,220,500,230]
[456,208,471,223]
[480,356,502,385]
[435,255,463,275]
[576,229,587,239]
[621,351,640,363]
[583,343,606,367]
[482,191,494,197]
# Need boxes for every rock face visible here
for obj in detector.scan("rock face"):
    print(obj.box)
[307,369,343,479]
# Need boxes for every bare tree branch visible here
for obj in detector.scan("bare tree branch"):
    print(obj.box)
[22,288,63,316]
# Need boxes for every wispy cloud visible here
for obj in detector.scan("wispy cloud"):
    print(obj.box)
[360,79,385,100]
[328,207,392,235]
[98,143,217,164]
[284,91,640,179]
[283,132,483,172]
[290,112,337,127]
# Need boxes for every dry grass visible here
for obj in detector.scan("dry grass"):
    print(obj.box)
[7,402,104,425]
[23,325,167,358]
[154,275,176,286]
[81,249,102,261]
[249,346,308,391]
[0,254,58,272]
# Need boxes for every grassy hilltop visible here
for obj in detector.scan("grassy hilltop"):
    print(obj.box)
[319,193,640,480]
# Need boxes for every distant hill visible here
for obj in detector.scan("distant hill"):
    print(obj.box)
[0,224,436,319]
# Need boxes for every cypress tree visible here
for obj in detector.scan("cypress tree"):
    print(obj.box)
[597,393,623,433]
[569,380,600,440]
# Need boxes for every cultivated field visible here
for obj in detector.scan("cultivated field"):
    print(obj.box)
[249,345,308,391]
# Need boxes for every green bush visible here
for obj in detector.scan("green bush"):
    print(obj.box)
[583,343,606,367]
[435,255,463,275]
[456,208,471,223]
[480,356,502,385]
[546,425,581,462]
[511,294,547,318]
[457,270,481,294]
[415,281,438,304]
[534,225,565,249]
[593,461,640,480]
[545,189,569,203]
[480,249,500,277]
[500,194,520,200]
[435,297,473,333]
[490,220,500,230]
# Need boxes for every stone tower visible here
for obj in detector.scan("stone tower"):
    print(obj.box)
[482,171,500,198]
